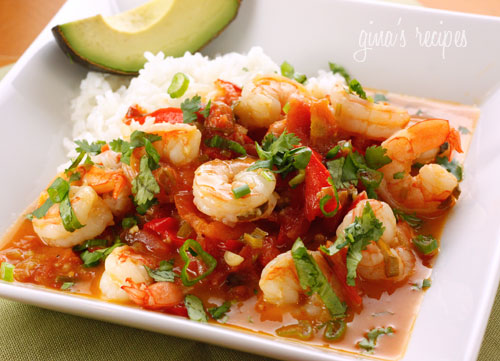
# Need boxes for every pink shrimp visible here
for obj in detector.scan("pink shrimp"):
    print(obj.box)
[122,280,184,310]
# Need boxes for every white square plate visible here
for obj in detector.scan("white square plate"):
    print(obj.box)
[1,1,500,360]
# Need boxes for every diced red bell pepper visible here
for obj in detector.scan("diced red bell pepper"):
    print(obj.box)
[217,239,243,253]
[328,248,363,308]
[286,96,311,144]
[143,217,185,248]
[304,150,340,221]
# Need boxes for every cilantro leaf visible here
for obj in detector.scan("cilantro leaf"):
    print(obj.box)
[348,79,367,100]
[436,156,463,181]
[373,93,389,103]
[357,168,383,199]
[364,146,391,169]
[29,198,54,220]
[132,155,160,209]
[204,135,247,155]
[326,157,346,190]
[248,131,311,177]
[208,301,231,320]
[200,99,211,118]
[392,209,423,229]
[110,131,161,165]
[328,62,351,82]
[458,126,470,135]
[75,139,106,155]
[59,195,85,232]
[358,327,394,352]
[334,202,385,286]
[181,95,202,123]
[79,241,124,268]
[185,294,208,322]
[145,264,176,282]
[291,238,346,317]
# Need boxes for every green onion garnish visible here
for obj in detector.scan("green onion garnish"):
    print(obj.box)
[412,235,438,255]
[232,184,251,199]
[168,72,190,98]
[276,320,313,340]
[323,319,346,341]
[1,262,15,282]
[288,169,305,188]
[179,239,217,286]
[393,171,405,179]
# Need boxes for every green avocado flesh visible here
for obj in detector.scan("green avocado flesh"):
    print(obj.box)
[53,0,240,75]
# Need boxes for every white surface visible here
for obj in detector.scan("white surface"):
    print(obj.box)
[0,0,499,360]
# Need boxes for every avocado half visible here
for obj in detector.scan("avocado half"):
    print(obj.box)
[52,0,240,75]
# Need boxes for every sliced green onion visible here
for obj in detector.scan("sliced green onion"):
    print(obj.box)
[326,145,341,160]
[412,235,438,255]
[276,320,313,340]
[288,169,305,188]
[324,320,346,341]
[179,239,217,286]
[261,170,274,182]
[61,282,74,290]
[232,184,251,199]
[280,61,295,79]
[1,262,14,282]
[168,72,190,98]
[319,185,340,218]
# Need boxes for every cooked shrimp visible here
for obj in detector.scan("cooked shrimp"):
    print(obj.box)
[234,74,309,129]
[336,199,415,282]
[122,280,184,310]
[378,119,463,215]
[81,165,132,216]
[139,123,201,166]
[259,250,342,309]
[192,158,278,225]
[329,89,410,140]
[32,186,113,248]
[357,243,415,282]
[99,245,152,301]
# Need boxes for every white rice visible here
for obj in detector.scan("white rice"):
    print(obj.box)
[65,47,345,163]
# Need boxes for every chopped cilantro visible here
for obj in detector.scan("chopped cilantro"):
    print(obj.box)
[373,93,389,103]
[328,62,351,82]
[79,241,124,268]
[72,239,107,252]
[28,198,54,220]
[348,79,367,100]
[415,109,424,116]
[132,155,161,210]
[185,294,208,322]
[320,202,384,286]
[458,126,470,135]
[208,301,231,320]
[247,131,311,177]
[145,261,176,282]
[75,139,106,155]
[358,327,394,352]
[204,135,247,155]
[292,238,346,317]
[200,99,211,118]
[364,146,391,169]
[436,156,463,181]
[180,95,202,123]
[422,278,432,289]
[392,209,423,229]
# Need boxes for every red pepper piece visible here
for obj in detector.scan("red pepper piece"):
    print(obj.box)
[304,150,339,221]
[286,96,311,144]
[143,217,185,248]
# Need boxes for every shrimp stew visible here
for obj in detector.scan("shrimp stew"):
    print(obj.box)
[0,64,479,359]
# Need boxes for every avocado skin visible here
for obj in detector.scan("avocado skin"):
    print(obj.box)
[52,0,241,76]
[52,25,137,75]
